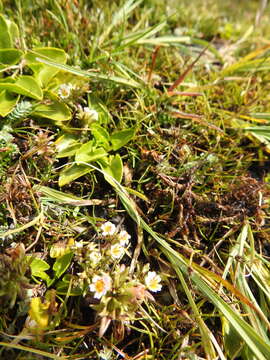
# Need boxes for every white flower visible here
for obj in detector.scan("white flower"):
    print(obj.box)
[78,271,87,280]
[101,221,116,236]
[145,271,162,292]
[74,241,83,249]
[82,107,99,121]
[88,251,101,266]
[89,274,111,299]
[58,84,73,99]
[76,105,99,124]
[118,230,131,246]
[110,243,125,259]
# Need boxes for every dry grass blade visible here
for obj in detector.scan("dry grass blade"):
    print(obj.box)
[168,45,209,92]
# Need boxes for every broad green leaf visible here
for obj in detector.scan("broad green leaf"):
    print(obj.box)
[52,252,73,280]
[75,141,107,163]
[33,100,71,121]
[5,19,19,42]
[87,94,112,125]
[110,126,136,151]
[25,47,68,87]
[29,257,50,273]
[0,15,12,48]
[98,154,123,184]
[0,49,22,65]
[59,163,93,186]
[56,143,81,158]
[0,90,18,116]
[28,257,51,284]
[25,47,67,64]
[55,133,81,158]
[0,75,43,100]
[90,123,110,149]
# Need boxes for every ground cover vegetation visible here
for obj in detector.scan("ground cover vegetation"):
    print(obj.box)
[0,0,270,359]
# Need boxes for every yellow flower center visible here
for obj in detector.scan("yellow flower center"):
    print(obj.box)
[95,279,105,293]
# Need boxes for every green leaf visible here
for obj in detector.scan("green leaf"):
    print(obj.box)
[99,154,123,184]
[56,275,83,296]
[0,76,43,100]
[90,123,110,150]
[29,257,50,273]
[0,49,23,65]
[0,15,12,48]
[87,94,112,125]
[25,47,67,64]
[58,163,93,187]
[33,100,71,122]
[53,252,73,280]
[222,316,244,359]
[0,90,19,116]
[28,257,51,284]
[55,133,81,158]
[25,47,68,87]
[75,141,107,163]
[110,126,136,151]
[6,19,19,42]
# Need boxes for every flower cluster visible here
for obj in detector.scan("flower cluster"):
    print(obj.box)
[100,221,131,260]
[58,83,74,99]
[76,105,99,124]
[66,220,162,337]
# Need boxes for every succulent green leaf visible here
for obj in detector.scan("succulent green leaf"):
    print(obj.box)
[28,257,51,284]
[6,19,19,42]
[55,133,81,158]
[0,90,19,116]
[87,94,112,125]
[0,75,43,100]
[33,100,71,121]
[25,47,68,87]
[90,123,110,150]
[110,126,136,151]
[25,47,67,64]
[0,15,12,48]
[98,154,123,184]
[58,163,93,187]
[75,141,107,163]
[0,49,23,65]
[52,252,73,280]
